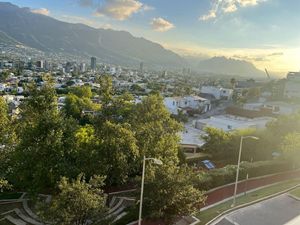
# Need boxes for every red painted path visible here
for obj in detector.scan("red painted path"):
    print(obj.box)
[134,170,300,225]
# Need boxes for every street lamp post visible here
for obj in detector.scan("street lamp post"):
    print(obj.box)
[231,136,259,207]
[138,156,163,225]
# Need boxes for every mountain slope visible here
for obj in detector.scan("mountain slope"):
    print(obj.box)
[0,30,20,45]
[0,2,185,69]
[198,56,265,77]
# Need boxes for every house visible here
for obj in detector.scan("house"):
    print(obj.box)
[164,96,211,115]
[0,83,6,92]
[284,72,300,98]
[200,86,233,100]
[195,115,274,132]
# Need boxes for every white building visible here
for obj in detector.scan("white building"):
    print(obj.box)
[284,72,300,98]
[195,115,274,132]
[200,86,233,100]
[164,96,211,115]
[0,83,6,92]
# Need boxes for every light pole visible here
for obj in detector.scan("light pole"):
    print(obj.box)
[138,156,163,225]
[231,136,259,207]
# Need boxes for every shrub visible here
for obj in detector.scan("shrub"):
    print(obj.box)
[194,160,293,191]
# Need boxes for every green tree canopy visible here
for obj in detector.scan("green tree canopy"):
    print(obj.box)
[281,132,300,167]
[39,174,108,225]
[142,165,206,224]
[130,94,182,165]
[10,83,78,192]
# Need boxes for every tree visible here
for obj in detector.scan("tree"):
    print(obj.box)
[0,70,10,82]
[39,174,109,225]
[70,86,93,99]
[10,83,78,192]
[142,165,206,224]
[95,121,139,185]
[230,78,237,89]
[0,179,12,193]
[98,75,113,106]
[64,91,99,121]
[202,127,259,162]
[0,97,11,145]
[280,132,300,167]
[202,127,234,159]
[0,97,15,179]
[130,94,182,165]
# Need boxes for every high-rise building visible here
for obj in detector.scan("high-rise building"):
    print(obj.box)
[139,62,144,73]
[36,60,44,69]
[80,63,86,73]
[65,62,72,73]
[91,57,97,71]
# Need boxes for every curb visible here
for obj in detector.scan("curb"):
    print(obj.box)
[204,182,300,225]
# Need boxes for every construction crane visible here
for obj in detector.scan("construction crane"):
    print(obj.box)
[265,68,271,79]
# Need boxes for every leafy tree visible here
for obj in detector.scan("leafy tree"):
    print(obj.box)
[10,83,78,192]
[0,97,10,145]
[280,132,300,167]
[98,75,113,106]
[97,77,134,123]
[0,70,10,82]
[202,127,234,159]
[39,174,109,225]
[0,97,15,178]
[70,86,93,99]
[72,121,138,186]
[130,94,182,165]
[142,165,206,224]
[247,87,261,99]
[64,93,99,121]
[202,127,259,162]
[230,78,236,89]
[0,179,12,192]
[95,121,139,185]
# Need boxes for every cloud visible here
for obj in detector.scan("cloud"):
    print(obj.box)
[269,52,284,56]
[31,8,50,16]
[200,10,217,21]
[141,4,154,12]
[200,0,266,21]
[151,17,175,32]
[78,0,94,7]
[94,0,145,20]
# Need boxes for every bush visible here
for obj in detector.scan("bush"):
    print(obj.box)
[194,160,293,191]
[241,160,292,178]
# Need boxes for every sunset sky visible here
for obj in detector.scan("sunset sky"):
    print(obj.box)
[7,0,300,73]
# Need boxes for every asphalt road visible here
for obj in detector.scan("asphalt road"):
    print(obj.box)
[213,194,300,225]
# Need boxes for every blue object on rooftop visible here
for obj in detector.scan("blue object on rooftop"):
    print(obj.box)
[202,160,215,170]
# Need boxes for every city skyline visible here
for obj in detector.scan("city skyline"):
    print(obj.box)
[4,0,300,73]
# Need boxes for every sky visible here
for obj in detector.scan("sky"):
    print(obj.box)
[6,0,300,73]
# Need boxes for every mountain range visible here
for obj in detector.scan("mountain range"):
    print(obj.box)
[0,2,185,69]
[197,56,265,77]
[0,2,265,77]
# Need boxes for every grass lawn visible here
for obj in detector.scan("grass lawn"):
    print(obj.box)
[0,193,22,200]
[289,187,300,198]
[195,179,300,225]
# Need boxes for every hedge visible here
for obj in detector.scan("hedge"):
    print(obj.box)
[193,159,293,191]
